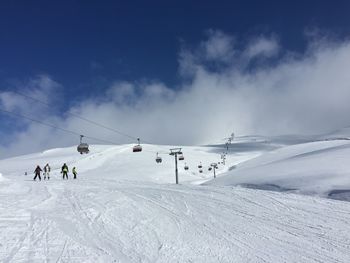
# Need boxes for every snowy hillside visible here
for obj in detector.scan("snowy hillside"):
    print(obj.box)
[208,138,350,200]
[0,144,256,184]
[1,143,350,262]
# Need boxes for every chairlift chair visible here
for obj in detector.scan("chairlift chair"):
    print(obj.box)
[155,152,162,163]
[178,154,184,161]
[77,135,89,154]
[208,167,212,171]
[133,138,142,152]
[184,163,189,170]
[198,162,202,169]
[199,169,203,173]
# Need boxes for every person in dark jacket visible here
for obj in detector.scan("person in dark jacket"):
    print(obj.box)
[61,163,69,180]
[33,165,42,181]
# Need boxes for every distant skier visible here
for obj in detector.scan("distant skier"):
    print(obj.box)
[33,165,42,181]
[43,163,51,180]
[72,167,77,179]
[61,163,69,180]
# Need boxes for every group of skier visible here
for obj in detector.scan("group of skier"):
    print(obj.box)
[33,163,78,181]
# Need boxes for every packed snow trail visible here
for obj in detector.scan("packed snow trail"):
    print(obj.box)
[1,176,350,262]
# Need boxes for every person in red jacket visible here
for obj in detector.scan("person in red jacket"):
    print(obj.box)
[33,165,42,181]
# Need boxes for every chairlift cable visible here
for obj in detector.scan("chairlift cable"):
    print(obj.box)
[7,90,141,142]
[0,108,122,146]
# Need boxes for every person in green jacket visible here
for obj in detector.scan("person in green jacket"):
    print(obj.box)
[61,163,69,180]
[72,167,77,179]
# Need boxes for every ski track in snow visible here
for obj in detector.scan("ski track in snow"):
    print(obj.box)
[0,143,350,262]
[0,177,350,262]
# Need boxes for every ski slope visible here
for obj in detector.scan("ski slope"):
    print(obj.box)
[0,143,350,262]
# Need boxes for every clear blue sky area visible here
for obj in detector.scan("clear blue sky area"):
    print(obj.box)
[0,0,350,97]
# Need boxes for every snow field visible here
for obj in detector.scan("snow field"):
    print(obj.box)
[209,140,350,198]
[0,141,350,262]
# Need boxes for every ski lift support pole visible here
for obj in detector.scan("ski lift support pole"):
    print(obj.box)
[211,163,218,178]
[169,148,182,184]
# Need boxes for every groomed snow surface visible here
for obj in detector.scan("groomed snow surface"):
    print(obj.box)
[0,139,350,262]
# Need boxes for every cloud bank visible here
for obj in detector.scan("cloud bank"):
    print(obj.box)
[1,30,350,158]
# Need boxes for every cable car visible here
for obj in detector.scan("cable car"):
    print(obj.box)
[178,154,184,161]
[155,152,162,163]
[198,162,202,169]
[77,135,89,154]
[133,138,142,152]
[184,163,189,170]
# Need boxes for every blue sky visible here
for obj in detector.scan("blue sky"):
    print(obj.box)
[1,0,350,95]
[1,0,350,157]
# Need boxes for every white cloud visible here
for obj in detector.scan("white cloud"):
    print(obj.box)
[244,36,280,59]
[2,31,350,158]
[202,29,235,62]
[0,74,62,116]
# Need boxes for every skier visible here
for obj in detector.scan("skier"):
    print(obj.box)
[43,163,51,180]
[33,165,42,181]
[61,163,69,180]
[72,167,77,179]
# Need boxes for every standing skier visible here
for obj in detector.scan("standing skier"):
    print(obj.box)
[61,163,69,180]
[43,163,51,180]
[33,165,42,181]
[72,167,77,179]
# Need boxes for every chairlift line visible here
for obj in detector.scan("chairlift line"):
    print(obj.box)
[2,106,231,181]
[0,108,164,156]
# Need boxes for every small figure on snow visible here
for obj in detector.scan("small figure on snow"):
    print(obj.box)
[33,165,42,181]
[72,167,77,179]
[43,163,51,180]
[61,163,69,180]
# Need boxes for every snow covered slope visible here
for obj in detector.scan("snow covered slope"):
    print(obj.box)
[208,139,350,200]
[1,143,350,262]
[0,144,256,184]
